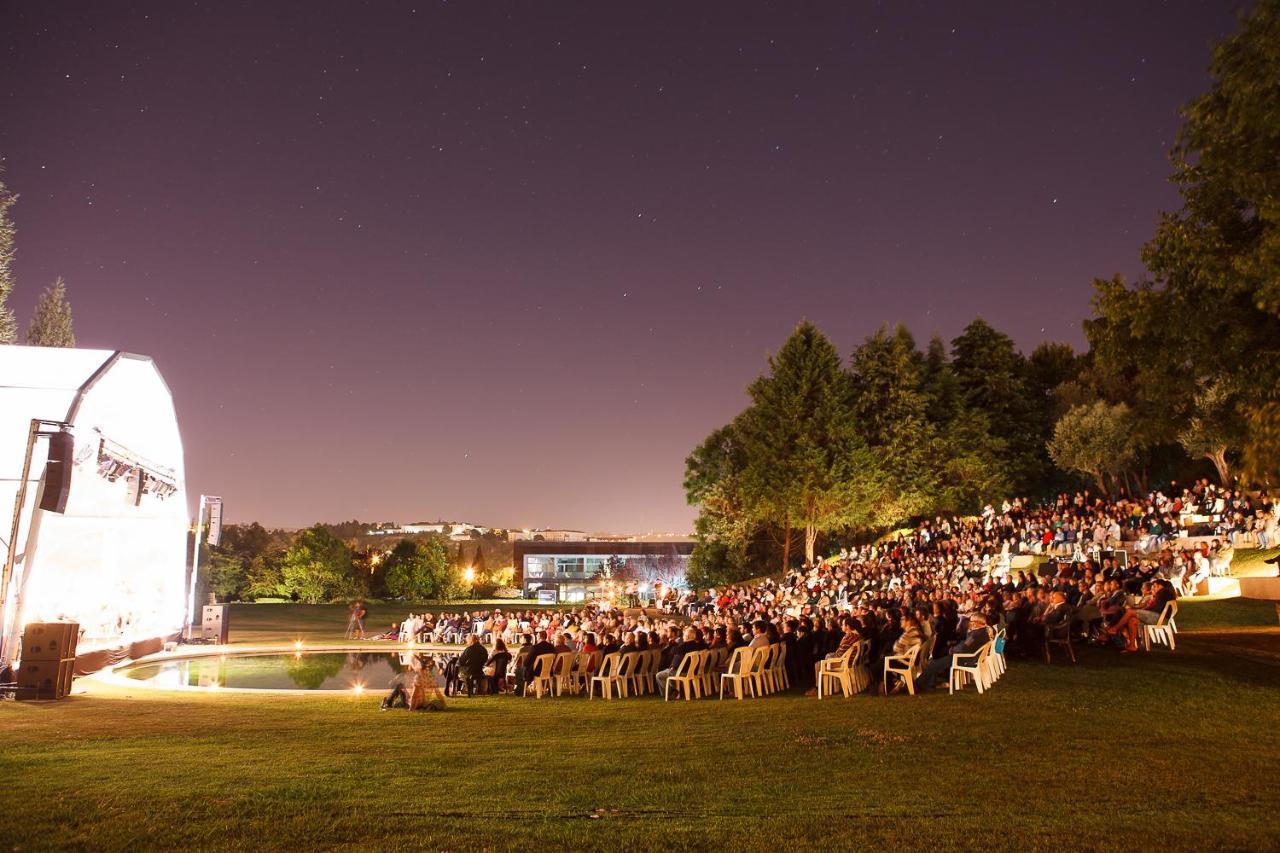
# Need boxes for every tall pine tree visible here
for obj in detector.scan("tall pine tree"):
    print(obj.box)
[738,321,878,567]
[27,277,75,347]
[0,178,16,343]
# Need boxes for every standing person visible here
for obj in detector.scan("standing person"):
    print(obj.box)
[346,601,366,640]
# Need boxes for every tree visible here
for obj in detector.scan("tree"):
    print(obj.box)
[0,178,16,343]
[1048,402,1137,495]
[950,318,1044,492]
[683,420,759,583]
[1178,379,1247,485]
[738,321,878,565]
[848,324,1013,520]
[1241,402,1280,486]
[1145,1,1280,324]
[383,536,458,601]
[1088,4,1280,475]
[220,522,273,559]
[847,324,938,525]
[207,550,248,601]
[27,277,75,347]
[244,556,286,600]
[279,525,354,603]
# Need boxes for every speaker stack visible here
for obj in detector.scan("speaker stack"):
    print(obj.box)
[38,431,74,514]
[17,622,79,700]
[202,604,230,644]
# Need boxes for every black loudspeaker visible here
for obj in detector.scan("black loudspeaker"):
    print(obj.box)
[38,430,74,513]
[202,605,230,644]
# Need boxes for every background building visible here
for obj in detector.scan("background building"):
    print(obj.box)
[513,538,694,603]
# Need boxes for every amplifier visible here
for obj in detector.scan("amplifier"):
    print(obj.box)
[16,659,74,699]
[202,604,230,644]
[21,622,79,661]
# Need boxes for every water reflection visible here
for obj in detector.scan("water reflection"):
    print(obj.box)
[121,651,458,691]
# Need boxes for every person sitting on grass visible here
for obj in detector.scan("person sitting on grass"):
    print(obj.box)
[456,634,488,696]
[369,623,399,641]
[381,655,445,711]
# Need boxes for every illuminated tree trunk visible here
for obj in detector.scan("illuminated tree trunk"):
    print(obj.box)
[781,520,792,575]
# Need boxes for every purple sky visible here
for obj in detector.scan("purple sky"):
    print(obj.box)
[0,1,1241,532]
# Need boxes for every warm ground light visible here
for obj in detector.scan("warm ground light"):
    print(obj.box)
[2,577,1279,849]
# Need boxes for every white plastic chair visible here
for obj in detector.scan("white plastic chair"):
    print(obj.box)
[1144,601,1178,651]
[949,641,994,694]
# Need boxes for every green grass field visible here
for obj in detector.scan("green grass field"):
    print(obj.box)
[2,597,1278,851]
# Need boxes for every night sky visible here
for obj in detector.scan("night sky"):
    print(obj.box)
[0,1,1242,532]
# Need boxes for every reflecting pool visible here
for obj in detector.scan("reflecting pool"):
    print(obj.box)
[119,651,455,690]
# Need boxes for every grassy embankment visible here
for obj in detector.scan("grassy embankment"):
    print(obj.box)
[2,578,1279,850]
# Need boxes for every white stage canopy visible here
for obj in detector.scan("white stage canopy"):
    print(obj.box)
[0,346,188,665]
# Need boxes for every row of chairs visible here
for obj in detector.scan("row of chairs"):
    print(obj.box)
[1043,599,1180,664]
[524,650,603,698]
[581,643,795,701]
[816,629,1010,698]
[717,643,790,699]
[524,628,1023,701]
[949,629,1007,694]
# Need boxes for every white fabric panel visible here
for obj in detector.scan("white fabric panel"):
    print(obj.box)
[0,347,188,656]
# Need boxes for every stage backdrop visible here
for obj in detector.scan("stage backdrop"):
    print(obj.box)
[0,347,188,666]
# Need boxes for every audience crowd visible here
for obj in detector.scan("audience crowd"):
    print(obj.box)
[374,481,1276,703]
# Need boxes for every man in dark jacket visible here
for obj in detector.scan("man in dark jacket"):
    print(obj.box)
[512,634,534,696]
[655,626,704,697]
[916,614,992,691]
[793,620,818,690]
[456,633,488,696]
[522,630,557,687]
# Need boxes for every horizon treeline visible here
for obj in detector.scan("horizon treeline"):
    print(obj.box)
[684,2,1280,587]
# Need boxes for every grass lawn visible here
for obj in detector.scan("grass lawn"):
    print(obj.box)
[1228,546,1280,578]
[2,601,1278,850]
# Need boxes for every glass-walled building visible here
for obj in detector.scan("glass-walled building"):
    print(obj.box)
[514,540,694,603]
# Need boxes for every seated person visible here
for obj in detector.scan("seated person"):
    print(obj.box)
[512,634,534,696]
[655,626,703,697]
[1102,580,1176,652]
[805,616,859,696]
[369,623,399,641]
[485,638,512,695]
[916,613,991,691]
[456,633,489,696]
[521,631,557,693]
